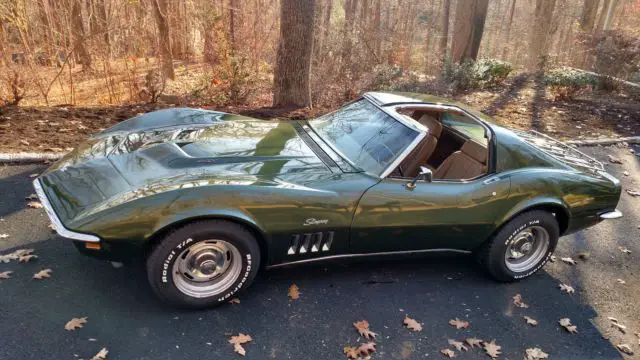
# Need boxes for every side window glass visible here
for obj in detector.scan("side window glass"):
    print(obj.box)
[441,112,488,146]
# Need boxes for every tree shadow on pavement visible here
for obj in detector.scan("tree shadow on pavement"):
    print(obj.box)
[0,239,621,360]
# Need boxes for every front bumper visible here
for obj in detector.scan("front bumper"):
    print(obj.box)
[33,179,101,242]
[600,209,623,220]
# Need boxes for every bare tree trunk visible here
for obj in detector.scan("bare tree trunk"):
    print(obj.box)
[451,0,489,63]
[602,0,618,29]
[341,0,355,75]
[273,0,315,107]
[595,0,610,30]
[403,0,417,68]
[490,0,508,57]
[501,0,516,60]
[229,0,236,53]
[440,0,451,63]
[71,0,92,69]
[150,0,174,79]
[0,21,7,65]
[580,0,600,31]
[374,0,381,58]
[529,0,557,69]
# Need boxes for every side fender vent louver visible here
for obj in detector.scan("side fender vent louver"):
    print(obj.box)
[287,231,334,256]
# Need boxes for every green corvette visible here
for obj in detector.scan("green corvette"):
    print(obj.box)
[34,92,622,308]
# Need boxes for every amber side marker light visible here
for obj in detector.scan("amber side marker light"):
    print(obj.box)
[85,243,101,250]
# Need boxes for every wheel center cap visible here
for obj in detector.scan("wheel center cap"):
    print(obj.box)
[199,259,217,275]
[521,242,533,254]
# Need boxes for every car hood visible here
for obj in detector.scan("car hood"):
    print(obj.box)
[39,109,335,223]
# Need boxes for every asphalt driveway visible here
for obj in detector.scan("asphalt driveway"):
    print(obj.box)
[1,145,639,360]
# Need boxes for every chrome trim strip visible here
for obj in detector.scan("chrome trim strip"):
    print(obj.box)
[600,209,623,220]
[266,248,471,269]
[33,179,101,242]
[379,132,426,179]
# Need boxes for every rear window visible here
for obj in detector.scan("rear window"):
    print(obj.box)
[441,112,488,146]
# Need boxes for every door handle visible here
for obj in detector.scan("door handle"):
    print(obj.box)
[483,177,500,185]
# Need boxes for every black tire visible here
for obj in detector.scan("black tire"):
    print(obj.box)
[146,220,261,308]
[476,210,559,282]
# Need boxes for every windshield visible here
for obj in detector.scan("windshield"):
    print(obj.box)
[308,99,420,175]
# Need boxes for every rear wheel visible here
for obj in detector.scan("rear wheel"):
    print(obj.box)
[146,220,260,308]
[476,210,559,282]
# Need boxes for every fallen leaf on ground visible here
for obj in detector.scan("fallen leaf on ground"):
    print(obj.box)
[27,201,43,209]
[448,339,468,351]
[449,318,470,329]
[559,318,578,333]
[0,234,9,239]
[228,298,240,304]
[287,283,300,300]
[33,268,52,279]
[65,317,88,331]
[549,255,556,262]
[0,271,13,280]
[617,279,626,284]
[560,257,576,265]
[466,338,483,348]
[512,293,529,308]
[20,140,29,146]
[25,194,38,200]
[29,173,39,178]
[0,254,14,263]
[524,316,538,326]
[343,346,360,359]
[611,322,627,333]
[358,342,376,356]
[624,171,630,176]
[626,189,640,197]
[353,320,377,339]
[608,316,619,322]
[618,247,632,254]
[14,248,34,257]
[559,283,575,294]
[578,252,590,260]
[617,344,633,355]
[48,223,55,231]
[18,254,38,263]
[90,347,108,360]
[229,333,252,356]
[525,347,549,360]
[440,348,456,358]
[403,316,422,332]
[608,155,623,164]
[483,340,501,359]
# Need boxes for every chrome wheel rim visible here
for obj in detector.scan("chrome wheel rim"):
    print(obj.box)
[504,226,550,273]
[172,240,242,298]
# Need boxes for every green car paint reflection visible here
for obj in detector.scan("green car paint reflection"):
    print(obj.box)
[36,93,621,270]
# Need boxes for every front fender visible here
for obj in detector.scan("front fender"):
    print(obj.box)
[150,207,268,243]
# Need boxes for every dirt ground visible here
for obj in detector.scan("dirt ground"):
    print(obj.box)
[1,73,640,153]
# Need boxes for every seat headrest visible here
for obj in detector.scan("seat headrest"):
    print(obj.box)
[417,114,443,138]
[461,141,487,164]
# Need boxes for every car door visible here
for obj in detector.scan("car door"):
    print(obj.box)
[350,174,511,253]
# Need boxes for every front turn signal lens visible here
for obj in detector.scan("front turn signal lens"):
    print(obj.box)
[85,243,101,250]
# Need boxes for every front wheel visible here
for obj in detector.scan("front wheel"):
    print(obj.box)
[476,210,559,282]
[146,220,261,308]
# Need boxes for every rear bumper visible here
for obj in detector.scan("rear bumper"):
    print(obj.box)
[33,179,101,243]
[600,209,623,220]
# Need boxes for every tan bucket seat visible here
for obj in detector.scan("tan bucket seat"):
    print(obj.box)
[434,140,487,180]
[400,114,443,177]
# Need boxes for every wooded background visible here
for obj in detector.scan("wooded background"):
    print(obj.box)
[0,0,639,108]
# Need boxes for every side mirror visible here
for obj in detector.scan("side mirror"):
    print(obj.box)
[406,166,433,189]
